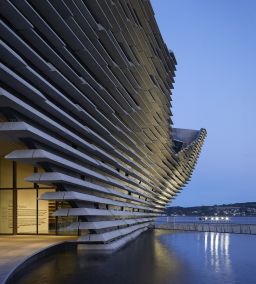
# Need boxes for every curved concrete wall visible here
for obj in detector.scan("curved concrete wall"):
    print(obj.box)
[0,0,206,249]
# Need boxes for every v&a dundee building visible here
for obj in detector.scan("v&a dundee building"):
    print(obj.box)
[0,0,206,250]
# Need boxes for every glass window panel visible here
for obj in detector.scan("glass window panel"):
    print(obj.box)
[57,202,78,236]
[17,163,34,188]
[0,190,13,233]
[0,158,13,188]
[57,216,78,236]
[0,114,7,122]
[36,167,52,188]
[38,189,56,234]
[17,189,37,234]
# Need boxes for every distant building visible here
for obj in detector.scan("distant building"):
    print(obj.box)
[0,0,206,250]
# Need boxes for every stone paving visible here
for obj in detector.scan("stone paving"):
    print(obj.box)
[0,235,76,284]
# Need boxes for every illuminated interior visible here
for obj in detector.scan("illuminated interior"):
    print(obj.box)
[0,139,77,235]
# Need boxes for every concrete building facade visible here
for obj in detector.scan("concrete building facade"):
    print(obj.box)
[0,0,206,250]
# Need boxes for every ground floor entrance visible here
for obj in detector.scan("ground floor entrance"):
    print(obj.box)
[0,157,77,236]
[0,188,57,234]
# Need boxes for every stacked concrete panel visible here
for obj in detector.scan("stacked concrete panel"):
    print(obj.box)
[0,0,206,250]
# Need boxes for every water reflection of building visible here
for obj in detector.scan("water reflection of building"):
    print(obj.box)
[0,1,206,250]
[153,230,183,283]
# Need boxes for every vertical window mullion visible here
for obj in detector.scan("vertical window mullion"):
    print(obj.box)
[34,167,39,235]
[12,161,17,235]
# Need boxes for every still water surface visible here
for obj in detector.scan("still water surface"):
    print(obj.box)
[17,230,256,284]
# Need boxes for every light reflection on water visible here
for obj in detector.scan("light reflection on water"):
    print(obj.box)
[204,232,231,273]
[16,230,256,284]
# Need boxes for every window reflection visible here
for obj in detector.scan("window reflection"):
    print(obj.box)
[38,189,56,234]
[57,202,78,236]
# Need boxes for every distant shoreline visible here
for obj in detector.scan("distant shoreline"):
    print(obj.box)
[167,215,256,217]
[166,202,256,217]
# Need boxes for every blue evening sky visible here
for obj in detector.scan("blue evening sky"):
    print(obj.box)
[151,0,256,206]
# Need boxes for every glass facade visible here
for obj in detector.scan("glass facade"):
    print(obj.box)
[0,157,76,236]
[38,189,57,234]
[17,189,37,234]
[0,158,13,188]
[0,190,13,234]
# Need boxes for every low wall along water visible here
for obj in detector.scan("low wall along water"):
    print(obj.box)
[155,222,256,234]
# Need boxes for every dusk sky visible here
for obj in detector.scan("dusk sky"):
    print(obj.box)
[151,0,256,207]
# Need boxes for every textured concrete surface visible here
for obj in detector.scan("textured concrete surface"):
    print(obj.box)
[0,235,76,284]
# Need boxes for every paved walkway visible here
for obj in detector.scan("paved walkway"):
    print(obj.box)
[0,235,76,284]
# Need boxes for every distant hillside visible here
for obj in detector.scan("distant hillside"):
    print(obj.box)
[166,202,256,216]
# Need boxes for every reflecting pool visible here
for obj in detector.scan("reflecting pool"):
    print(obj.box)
[16,230,256,284]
